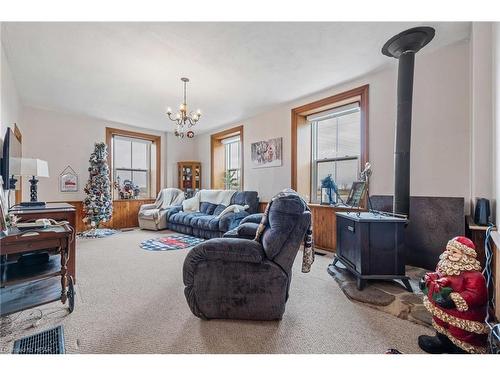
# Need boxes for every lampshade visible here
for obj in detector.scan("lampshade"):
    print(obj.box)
[19,158,50,178]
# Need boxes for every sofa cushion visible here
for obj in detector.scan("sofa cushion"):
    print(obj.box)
[191,215,220,231]
[200,202,218,215]
[170,211,204,225]
[213,204,227,216]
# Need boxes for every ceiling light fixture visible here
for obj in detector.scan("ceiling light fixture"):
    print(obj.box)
[166,77,201,138]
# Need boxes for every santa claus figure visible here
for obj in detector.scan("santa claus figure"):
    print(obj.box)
[418,236,489,354]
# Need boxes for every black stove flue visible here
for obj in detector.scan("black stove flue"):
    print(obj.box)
[382,27,435,217]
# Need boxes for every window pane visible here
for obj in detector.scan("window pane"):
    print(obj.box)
[132,141,148,170]
[316,118,337,159]
[336,112,360,157]
[114,138,132,169]
[230,142,239,170]
[115,170,132,187]
[132,171,148,198]
[336,158,359,198]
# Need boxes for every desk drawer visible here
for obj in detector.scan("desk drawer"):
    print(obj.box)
[2,238,63,255]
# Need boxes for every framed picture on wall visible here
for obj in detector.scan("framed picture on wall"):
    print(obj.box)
[59,166,79,192]
[250,137,283,168]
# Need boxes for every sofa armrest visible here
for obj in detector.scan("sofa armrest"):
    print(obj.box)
[240,213,264,225]
[219,211,249,233]
[183,238,264,285]
[139,203,157,212]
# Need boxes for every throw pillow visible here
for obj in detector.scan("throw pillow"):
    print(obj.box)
[200,202,218,215]
[216,204,249,218]
[182,196,199,212]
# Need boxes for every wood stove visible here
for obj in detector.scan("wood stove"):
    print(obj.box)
[329,212,411,291]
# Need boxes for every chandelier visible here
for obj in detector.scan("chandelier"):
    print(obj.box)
[166,77,202,138]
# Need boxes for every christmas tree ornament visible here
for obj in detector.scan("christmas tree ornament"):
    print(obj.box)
[418,236,489,354]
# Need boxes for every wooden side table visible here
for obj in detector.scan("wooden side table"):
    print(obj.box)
[9,203,77,282]
[466,216,495,268]
[0,225,76,316]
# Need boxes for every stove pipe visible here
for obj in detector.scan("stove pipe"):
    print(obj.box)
[382,27,435,217]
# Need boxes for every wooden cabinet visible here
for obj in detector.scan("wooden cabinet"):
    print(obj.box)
[178,161,201,191]
[309,204,364,253]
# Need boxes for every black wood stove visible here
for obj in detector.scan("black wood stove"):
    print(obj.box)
[328,27,435,292]
[329,211,411,292]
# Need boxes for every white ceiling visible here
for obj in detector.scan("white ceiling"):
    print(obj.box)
[1,22,470,133]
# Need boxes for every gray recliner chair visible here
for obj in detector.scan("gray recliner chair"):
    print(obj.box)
[182,193,311,320]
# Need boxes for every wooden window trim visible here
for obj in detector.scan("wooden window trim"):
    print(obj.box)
[291,84,369,197]
[210,125,244,189]
[105,127,161,200]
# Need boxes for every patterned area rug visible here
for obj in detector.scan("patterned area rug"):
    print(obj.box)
[78,229,119,238]
[140,234,204,251]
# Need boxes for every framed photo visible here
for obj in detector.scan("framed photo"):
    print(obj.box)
[59,166,79,192]
[346,181,367,208]
[250,137,282,168]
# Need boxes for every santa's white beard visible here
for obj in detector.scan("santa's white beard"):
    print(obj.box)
[437,250,481,276]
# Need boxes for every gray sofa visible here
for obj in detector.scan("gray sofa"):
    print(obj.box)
[182,192,311,320]
[167,191,259,239]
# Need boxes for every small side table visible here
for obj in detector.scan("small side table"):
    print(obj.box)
[466,216,495,268]
[0,225,76,317]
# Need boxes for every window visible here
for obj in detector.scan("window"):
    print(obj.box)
[291,85,368,204]
[210,125,244,190]
[106,127,161,200]
[113,136,152,198]
[223,136,241,190]
[310,103,361,202]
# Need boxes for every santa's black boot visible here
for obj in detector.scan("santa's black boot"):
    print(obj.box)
[418,333,466,354]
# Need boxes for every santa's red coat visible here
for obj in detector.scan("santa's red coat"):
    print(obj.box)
[423,270,489,353]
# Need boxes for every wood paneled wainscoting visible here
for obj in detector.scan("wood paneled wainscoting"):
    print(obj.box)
[51,199,154,233]
[258,202,362,253]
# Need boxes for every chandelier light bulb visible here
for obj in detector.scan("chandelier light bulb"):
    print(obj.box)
[167,107,172,114]
[196,109,202,115]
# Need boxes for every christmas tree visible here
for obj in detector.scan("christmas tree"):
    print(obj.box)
[82,142,113,233]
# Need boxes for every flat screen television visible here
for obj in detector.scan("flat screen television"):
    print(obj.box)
[1,127,22,190]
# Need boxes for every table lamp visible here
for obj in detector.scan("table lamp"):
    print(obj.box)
[19,158,49,207]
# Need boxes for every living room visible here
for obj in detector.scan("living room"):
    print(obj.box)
[1,0,500,371]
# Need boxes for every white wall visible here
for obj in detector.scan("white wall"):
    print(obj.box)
[494,23,500,222]
[20,106,178,202]
[470,23,494,214]
[1,40,21,140]
[195,40,472,206]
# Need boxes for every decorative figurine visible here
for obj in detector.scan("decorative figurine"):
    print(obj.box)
[320,174,338,205]
[418,236,489,354]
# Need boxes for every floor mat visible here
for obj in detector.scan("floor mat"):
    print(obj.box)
[140,234,204,251]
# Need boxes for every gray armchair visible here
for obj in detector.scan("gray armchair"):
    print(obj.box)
[182,193,311,320]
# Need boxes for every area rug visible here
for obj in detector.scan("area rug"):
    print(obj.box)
[78,228,119,238]
[140,234,204,251]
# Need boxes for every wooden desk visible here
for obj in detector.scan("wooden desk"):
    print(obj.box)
[9,203,77,282]
[0,225,75,316]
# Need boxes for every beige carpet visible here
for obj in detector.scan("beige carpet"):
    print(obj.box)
[0,229,432,353]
